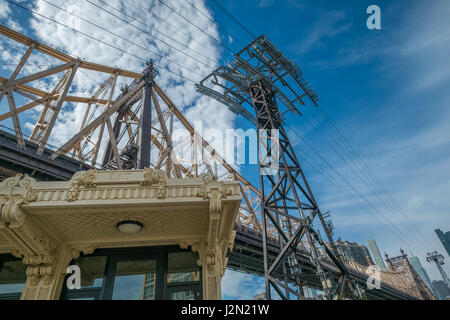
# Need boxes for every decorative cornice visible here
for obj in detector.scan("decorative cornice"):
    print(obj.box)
[7,170,240,206]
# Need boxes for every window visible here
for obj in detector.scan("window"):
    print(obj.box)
[0,255,27,300]
[61,246,201,300]
[74,256,107,289]
[167,252,201,300]
[62,255,107,300]
[168,252,200,283]
[112,259,157,300]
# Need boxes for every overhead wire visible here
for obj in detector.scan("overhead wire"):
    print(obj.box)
[83,0,216,71]
[6,0,197,83]
[92,0,219,66]
[286,124,431,254]
[182,0,246,47]
[41,0,206,79]
[299,98,435,250]
[296,107,429,251]
[207,0,435,253]
[128,0,220,59]
[314,107,436,249]
[156,0,235,53]
[208,0,256,40]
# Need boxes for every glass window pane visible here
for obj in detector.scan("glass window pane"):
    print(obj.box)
[168,252,200,283]
[70,256,107,290]
[0,259,27,295]
[112,259,157,300]
[169,289,196,300]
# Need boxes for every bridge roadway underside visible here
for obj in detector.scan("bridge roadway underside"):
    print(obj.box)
[229,225,414,300]
[0,131,414,300]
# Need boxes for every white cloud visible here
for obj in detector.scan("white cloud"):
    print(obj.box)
[0,1,22,31]
[1,0,239,159]
[0,2,12,19]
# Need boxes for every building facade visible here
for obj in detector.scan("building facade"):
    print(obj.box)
[368,239,387,271]
[432,280,450,300]
[408,256,434,293]
[435,229,450,257]
[334,239,374,267]
[0,170,241,300]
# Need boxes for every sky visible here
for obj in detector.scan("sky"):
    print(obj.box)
[0,0,449,299]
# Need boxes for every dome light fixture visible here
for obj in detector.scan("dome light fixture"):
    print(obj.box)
[117,220,143,234]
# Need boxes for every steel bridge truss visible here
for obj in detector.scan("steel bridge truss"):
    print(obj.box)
[0,24,264,239]
[196,35,348,299]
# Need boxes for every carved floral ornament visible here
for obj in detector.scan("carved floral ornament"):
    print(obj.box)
[197,173,233,215]
[0,174,37,228]
[66,170,97,202]
[141,168,167,199]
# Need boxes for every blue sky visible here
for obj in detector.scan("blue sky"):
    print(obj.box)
[1,0,449,299]
[219,0,450,297]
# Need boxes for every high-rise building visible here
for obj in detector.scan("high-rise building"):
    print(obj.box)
[408,256,434,293]
[333,239,374,267]
[367,239,387,271]
[302,286,319,300]
[432,280,450,300]
[435,229,450,257]
[253,293,265,300]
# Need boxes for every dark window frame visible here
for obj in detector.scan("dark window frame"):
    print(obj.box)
[0,254,26,300]
[167,283,202,300]
[60,246,202,300]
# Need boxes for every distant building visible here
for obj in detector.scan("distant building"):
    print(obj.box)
[432,280,450,300]
[408,256,434,293]
[302,286,318,300]
[435,229,450,257]
[333,239,374,267]
[253,293,265,300]
[368,239,387,271]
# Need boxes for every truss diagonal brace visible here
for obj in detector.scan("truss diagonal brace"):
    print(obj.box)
[51,80,145,160]
[37,61,80,154]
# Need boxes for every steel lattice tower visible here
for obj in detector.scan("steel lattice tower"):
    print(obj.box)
[196,36,347,300]
[427,251,450,290]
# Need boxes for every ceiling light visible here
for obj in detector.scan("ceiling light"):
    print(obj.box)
[117,220,143,234]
